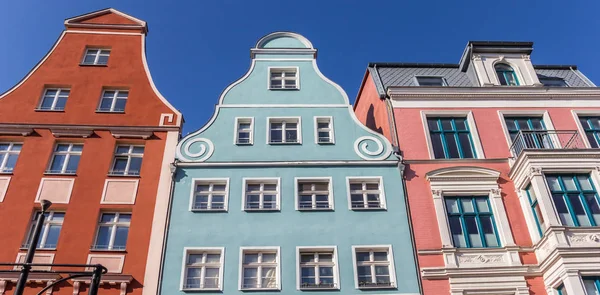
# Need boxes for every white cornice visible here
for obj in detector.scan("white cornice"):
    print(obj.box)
[388,86,600,99]
[176,160,397,167]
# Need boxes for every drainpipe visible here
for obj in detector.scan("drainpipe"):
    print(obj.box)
[394,152,424,295]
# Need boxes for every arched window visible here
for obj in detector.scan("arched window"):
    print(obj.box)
[495,64,519,86]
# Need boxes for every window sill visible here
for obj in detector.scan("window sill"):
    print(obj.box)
[240,287,280,291]
[107,173,141,178]
[20,247,56,251]
[244,208,280,212]
[89,248,127,253]
[182,288,222,292]
[191,209,228,213]
[268,142,301,145]
[317,142,335,145]
[96,110,125,114]
[34,109,65,112]
[351,207,387,211]
[298,207,333,211]
[268,88,299,91]
[236,143,253,146]
[357,284,396,290]
[0,172,14,175]
[44,172,77,176]
[79,63,108,67]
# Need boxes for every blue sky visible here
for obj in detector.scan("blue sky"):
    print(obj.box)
[1,0,599,134]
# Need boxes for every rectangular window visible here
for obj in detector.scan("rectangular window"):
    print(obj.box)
[192,180,228,211]
[268,118,300,144]
[427,117,476,159]
[348,178,385,210]
[416,76,447,86]
[241,248,280,290]
[0,143,22,173]
[503,116,553,152]
[235,118,254,145]
[38,88,69,111]
[47,143,83,174]
[579,116,600,148]
[110,145,144,176]
[539,77,568,87]
[98,90,128,112]
[183,249,223,290]
[269,68,298,89]
[353,246,395,289]
[583,277,600,295]
[315,117,334,144]
[82,48,110,65]
[546,174,600,227]
[23,211,64,249]
[525,184,546,237]
[445,197,500,248]
[92,212,130,250]
[298,248,337,290]
[243,179,280,211]
[297,178,332,210]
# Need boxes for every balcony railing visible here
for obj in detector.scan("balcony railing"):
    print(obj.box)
[509,130,586,157]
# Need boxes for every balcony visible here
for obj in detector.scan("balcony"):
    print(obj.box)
[509,130,586,157]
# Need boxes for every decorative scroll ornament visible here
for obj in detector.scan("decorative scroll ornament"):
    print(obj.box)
[182,138,214,162]
[353,136,389,161]
[457,254,504,265]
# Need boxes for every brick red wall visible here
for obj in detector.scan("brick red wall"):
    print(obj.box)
[353,72,395,144]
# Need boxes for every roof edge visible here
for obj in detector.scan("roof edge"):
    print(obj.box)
[368,62,459,68]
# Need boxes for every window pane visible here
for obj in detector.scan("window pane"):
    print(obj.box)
[465,216,482,247]
[118,214,131,222]
[427,119,439,131]
[454,119,467,131]
[187,254,203,265]
[552,194,575,226]
[95,226,111,249]
[475,198,490,213]
[270,130,282,143]
[99,97,113,111]
[458,133,474,158]
[546,177,561,191]
[83,54,96,64]
[444,134,460,158]
[44,225,61,248]
[113,226,129,249]
[261,267,277,288]
[356,252,370,262]
[204,268,219,288]
[480,216,499,247]
[65,155,80,173]
[568,194,591,226]
[449,216,466,247]
[563,177,577,191]
[445,199,459,213]
[505,119,518,131]
[584,194,600,225]
[430,133,446,159]
[262,253,276,262]
[373,252,387,261]
[206,254,220,263]
[578,176,593,191]
[114,98,127,112]
[270,79,282,88]
[97,55,109,65]
[440,119,453,131]
[583,279,599,295]
[285,130,297,142]
[5,154,18,172]
[55,97,67,110]
[461,199,474,213]
[50,155,66,172]
[319,254,332,262]
[128,157,143,174]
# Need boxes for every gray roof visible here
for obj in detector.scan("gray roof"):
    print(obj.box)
[368,63,595,95]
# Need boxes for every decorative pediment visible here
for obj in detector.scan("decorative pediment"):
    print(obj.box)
[426,166,501,182]
[64,8,147,33]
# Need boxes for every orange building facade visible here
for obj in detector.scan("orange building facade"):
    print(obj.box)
[0,8,181,295]
[355,42,600,295]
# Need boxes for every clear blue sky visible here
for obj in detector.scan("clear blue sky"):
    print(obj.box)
[1,0,599,134]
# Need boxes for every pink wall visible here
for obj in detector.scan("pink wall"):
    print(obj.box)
[353,72,395,144]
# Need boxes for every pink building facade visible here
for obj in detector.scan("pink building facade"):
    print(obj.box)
[355,41,600,295]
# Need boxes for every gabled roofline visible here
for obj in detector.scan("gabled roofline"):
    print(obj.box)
[64,8,148,34]
[368,62,458,68]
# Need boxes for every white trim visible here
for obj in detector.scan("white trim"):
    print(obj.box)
[238,246,281,291]
[268,66,300,90]
[15,252,55,271]
[497,110,557,155]
[86,253,126,273]
[241,177,281,211]
[314,116,335,144]
[189,178,230,212]
[66,30,143,36]
[295,246,340,290]
[345,176,387,210]
[64,8,147,27]
[100,179,140,204]
[0,176,10,202]
[420,110,486,160]
[219,104,348,108]
[294,177,334,211]
[34,178,75,204]
[0,32,66,100]
[176,160,396,167]
[234,117,254,145]
[266,116,302,144]
[180,247,225,291]
[351,245,397,289]
[255,32,314,49]
[392,99,600,108]
[571,110,600,148]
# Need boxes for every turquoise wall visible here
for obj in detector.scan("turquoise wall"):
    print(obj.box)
[161,32,419,295]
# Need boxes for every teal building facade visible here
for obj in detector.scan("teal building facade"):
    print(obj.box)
[160,32,420,295]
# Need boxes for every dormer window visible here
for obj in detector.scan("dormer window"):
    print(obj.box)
[269,68,298,90]
[415,76,447,86]
[495,64,519,86]
[539,77,568,87]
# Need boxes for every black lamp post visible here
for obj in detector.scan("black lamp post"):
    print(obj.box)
[14,199,52,295]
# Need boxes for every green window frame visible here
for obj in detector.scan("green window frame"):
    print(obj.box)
[556,284,568,295]
[525,184,545,237]
[583,277,600,295]
[445,196,500,248]
[579,116,600,148]
[427,117,476,159]
[495,64,519,86]
[546,174,600,227]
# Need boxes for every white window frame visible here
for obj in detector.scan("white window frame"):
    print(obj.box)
[420,110,486,160]
[24,211,64,249]
[180,247,225,291]
[346,176,386,210]
[81,48,111,65]
[109,145,144,176]
[242,178,281,211]
[351,245,397,289]
[497,110,557,155]
[268,67,299,90]
[238,246,281,291]
[234,117,254,145]
[46,143,83,174]
[0,143,22,173]
[92,212,131,250]
[314,116,334,144]
[572,110,600,148]
[37,88,70,111]
[413,75,448,86]
[97,89,128,113]
[296,246,340,290]
[295,177,334,211]
[267,117,302,144]
[189,178,230,212]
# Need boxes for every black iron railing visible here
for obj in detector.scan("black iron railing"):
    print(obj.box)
[509,130,586,157]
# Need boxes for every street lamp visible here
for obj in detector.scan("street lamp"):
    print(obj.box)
[13,199,52,295]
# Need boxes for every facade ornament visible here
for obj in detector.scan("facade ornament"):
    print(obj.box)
[490,188,502,197]
[457,254,505,264]
[353,136,390,160]
[431,189,443,198]
[182,138,215,162]
[529,167,543,177]
[472,54,482,61]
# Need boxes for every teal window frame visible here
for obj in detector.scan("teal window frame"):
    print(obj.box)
[427,117,477,159]
[445,196,501,248]
[579,116,600,148]
[495,64,520,86]
[525,184,545,237]
[504,117,546,141]
[546,174,600,227]
[556,284,568,295]
[583,277,600,295]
